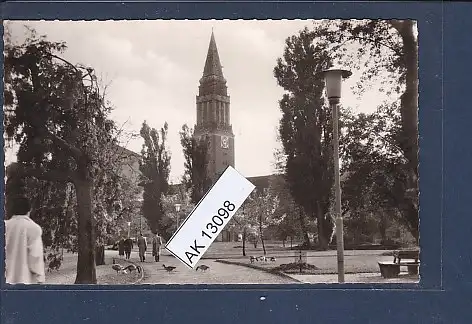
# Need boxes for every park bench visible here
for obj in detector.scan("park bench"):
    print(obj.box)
[378,249,420,278]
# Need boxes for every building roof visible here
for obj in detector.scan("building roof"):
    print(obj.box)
[246,175,272,189]
[113,144,141,160]
[247,174,285,191]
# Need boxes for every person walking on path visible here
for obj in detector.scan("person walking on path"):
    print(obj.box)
[5,195,46,284]
[152,233,163,262]
[118,237,125,258]
[137,233,147,262]
[123,237,133,260]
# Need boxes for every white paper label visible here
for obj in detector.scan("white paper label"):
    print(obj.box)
[165,166,255,269]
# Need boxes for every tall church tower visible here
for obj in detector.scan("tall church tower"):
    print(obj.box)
[194,31,235,182]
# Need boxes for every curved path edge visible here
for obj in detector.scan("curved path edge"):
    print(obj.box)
[214,259,303,283]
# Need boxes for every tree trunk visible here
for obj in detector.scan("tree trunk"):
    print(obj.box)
[391,20,419,240]
[394,21,419,174]
[290,236,293,249]
[379,212,388,243]
[282,239,286,248]
[316,218,329,250]
[259,213,267,255]
[260,234,267,256]
[316,203,329,250]
[74,179,97,284]
[405,203,419,243]
[259,231,267,256]
[298,208,311,248]
[242,228,247,257]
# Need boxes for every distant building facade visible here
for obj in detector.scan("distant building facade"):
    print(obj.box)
[113,145,142,188]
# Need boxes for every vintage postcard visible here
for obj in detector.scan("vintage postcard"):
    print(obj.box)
[3,19,419,285]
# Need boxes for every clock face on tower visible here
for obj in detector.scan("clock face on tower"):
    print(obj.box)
[221,135,229,149]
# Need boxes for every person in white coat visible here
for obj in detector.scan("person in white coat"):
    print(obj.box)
[5,195,45,284]
[152,233,163,262]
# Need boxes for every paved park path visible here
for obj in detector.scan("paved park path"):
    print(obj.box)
[44,243,418,285]
[138,253,298,284]
[45,250,298,284]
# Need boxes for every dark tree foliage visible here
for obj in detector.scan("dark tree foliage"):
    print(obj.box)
[341,103,418,242]
[28,180,78,252]
[139,121,171,235]
[273,28,335,249]
[160,187,193,241]
[266,170,302,246]
[179,124,211,204]
[3,28,126,283]
[311,19,419,241]
[5,164,78,253]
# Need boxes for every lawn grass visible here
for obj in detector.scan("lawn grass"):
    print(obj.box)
[208,242,396,274]
[98,269,142,285]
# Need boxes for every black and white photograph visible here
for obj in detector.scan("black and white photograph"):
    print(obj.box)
[3,19,419,285]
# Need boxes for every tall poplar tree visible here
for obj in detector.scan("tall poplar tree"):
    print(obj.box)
[139,121,171,234]
[179,124,211,204]
[274,28,335,249]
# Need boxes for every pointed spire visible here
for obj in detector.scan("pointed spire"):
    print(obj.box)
[202,30,224,79]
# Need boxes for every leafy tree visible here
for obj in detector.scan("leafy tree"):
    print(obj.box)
[341,103,418,242]
[3,28,125,283]
[5,164,77,256]
[273,28,335,249]
[96,162,143,242]
[266,174,301,248]
[243,186,280,255]
[139,121,171,234]
[160,187,195,241]
[311,19,419,241]
[179,124,212,204]
[7,147,139,264]
[272,141,308,247]
[230,205,258,256]
[30,181,78,252]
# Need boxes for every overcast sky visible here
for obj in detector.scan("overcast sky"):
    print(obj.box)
[5,20,393,183]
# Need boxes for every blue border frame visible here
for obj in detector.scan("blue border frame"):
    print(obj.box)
[2,1,470,323]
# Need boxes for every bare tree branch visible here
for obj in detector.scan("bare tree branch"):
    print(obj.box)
[28,117,84,160]
[49,54,80,73]
[346,35,402,56]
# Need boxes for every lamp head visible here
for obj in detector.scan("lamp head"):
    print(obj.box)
[319,68,352,102]
[174,203,181,212]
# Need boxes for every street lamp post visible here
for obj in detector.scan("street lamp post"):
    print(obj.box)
[174,203,182,231]
[137,197,143,234]
[127,221,131,238]
[320,67,352,284]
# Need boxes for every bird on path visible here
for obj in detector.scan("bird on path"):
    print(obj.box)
[196,265,210,272]
[123,264,142,274]
[162,264,177,273]
[112,264,124,273]
[269,257,276,262]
